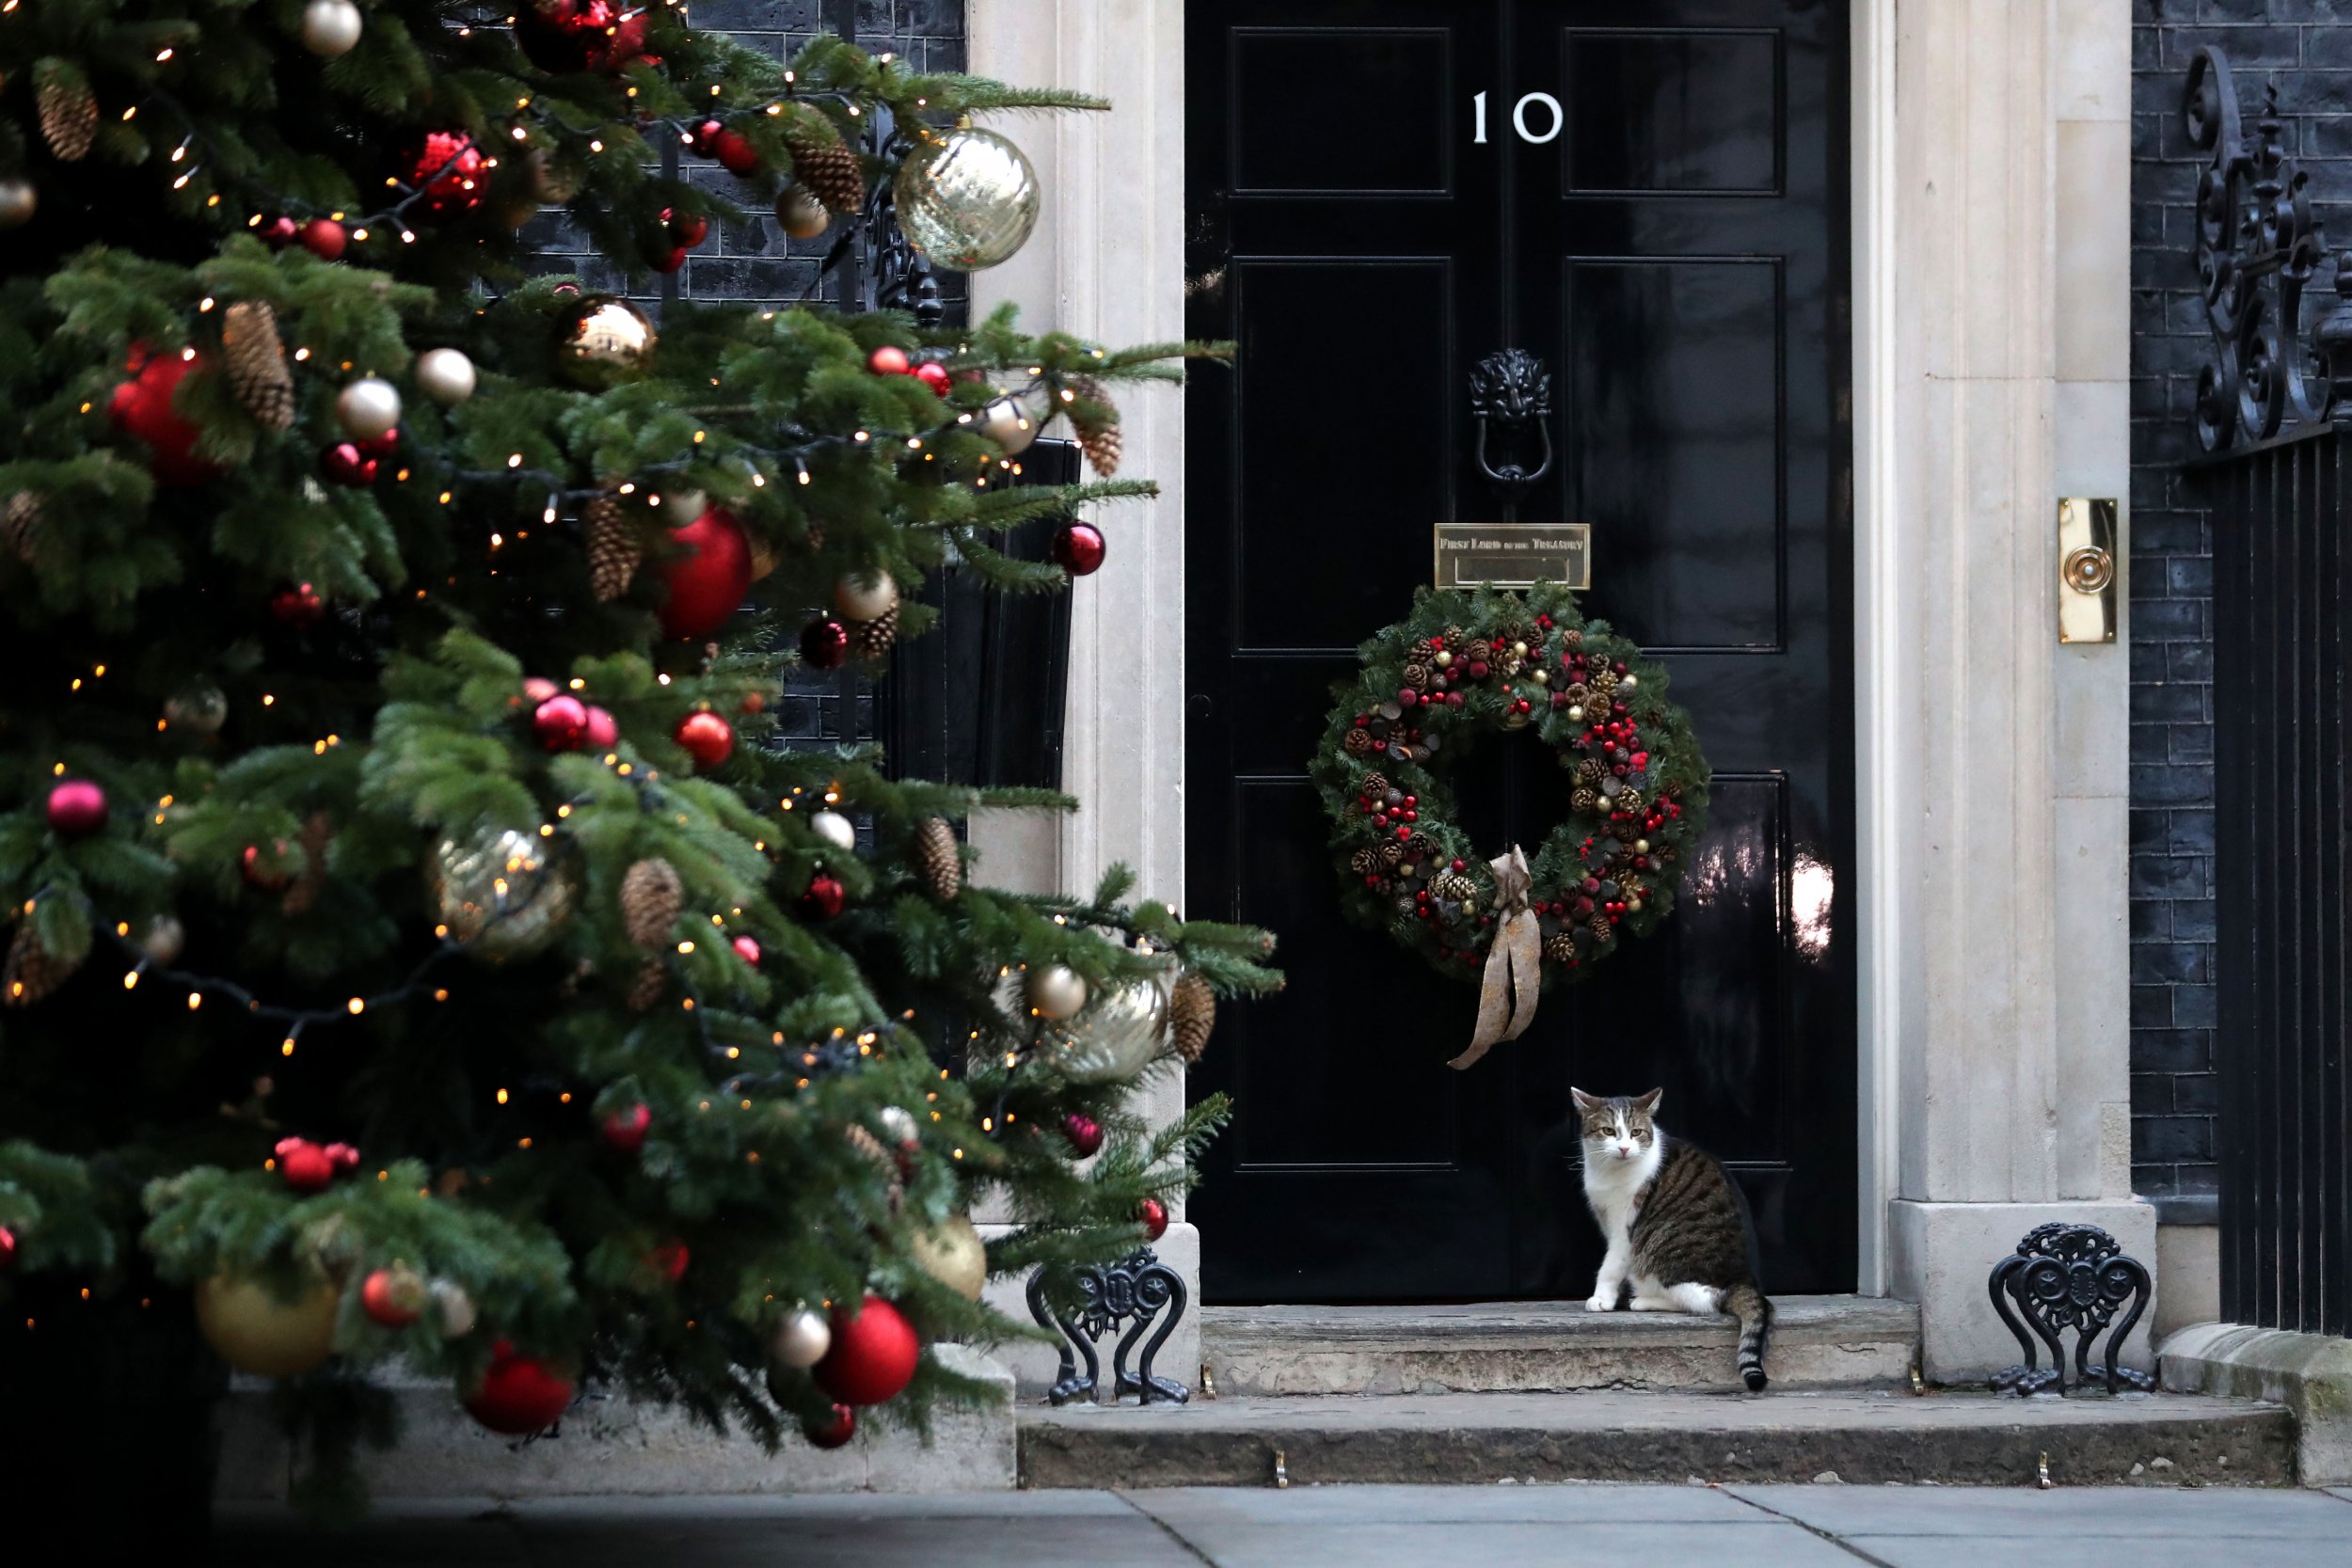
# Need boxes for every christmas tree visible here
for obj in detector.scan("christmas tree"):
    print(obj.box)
[0,0,1272,1525]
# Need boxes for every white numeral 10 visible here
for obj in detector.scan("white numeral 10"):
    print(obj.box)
[1473,90,1565,146]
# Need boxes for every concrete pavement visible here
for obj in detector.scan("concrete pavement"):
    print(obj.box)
[217,1482,2352,1566]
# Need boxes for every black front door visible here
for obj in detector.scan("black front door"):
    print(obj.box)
[1185,0,1854,1302]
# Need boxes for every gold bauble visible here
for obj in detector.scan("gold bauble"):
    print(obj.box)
[909,1213,987,1301]
[1034,969,1173,1085]
[556,294,657,389]
[432,828,578,962]
[893,127,1041,271]
[195,1270,340,1378]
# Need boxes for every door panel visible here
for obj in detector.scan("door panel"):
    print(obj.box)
[1187,0,1852,1303]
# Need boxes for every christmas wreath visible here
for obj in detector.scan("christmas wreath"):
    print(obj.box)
[1311,583,1710,1067]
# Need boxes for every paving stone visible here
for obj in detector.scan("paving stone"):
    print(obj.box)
[1129,1518,1856,1568]
[1126,1481,1762,1525]
[1724,1483,2349,1536]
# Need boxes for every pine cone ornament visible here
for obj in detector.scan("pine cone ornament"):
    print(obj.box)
[1063,374,1122,477]
[583,492,639,601]
[1168,973,1216,1064]
[1615,788,1646,820]
[1590,668,1620,697]
[620,858,683,950]
[1562,628,1583,649]
[3,492,45,564]
[1348,847,1383,877]
[783,119,865,214]
[913,816,961,901]
[220,302,295,432]
[1400,662,1431,692]
[849,607,898,663]
[1378,840,1406,866]
[844,1123,905,1209]
[1545,930,1578,964]
[1573,759,1602,784]
[36,61,97,163]
[624,959,666,1012]
[1431,870,1477,906]
[1571,786,1600,813]
[1587,915,1614,943]
[1359,770,1390,800]
[280,811,334,917]
[4,923,78,1006]
[1343,728,1374,758]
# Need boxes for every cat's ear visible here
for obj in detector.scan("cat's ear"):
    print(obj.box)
[1633,1087,1664,1115]
[1571,1087,1602,1114]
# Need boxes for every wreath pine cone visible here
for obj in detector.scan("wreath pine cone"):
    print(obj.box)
[1545,931,1578,963]
[1349,847,1383,876]
[1430,870,1477,905]
[1343,728,1374,757]
[1359,770,1390,800]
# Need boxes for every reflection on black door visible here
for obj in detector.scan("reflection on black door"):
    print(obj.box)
[1185,0,1854,1302]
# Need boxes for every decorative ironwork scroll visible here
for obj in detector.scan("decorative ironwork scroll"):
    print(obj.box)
[1025,1248,1190,1406]
[2183,46,2352,451]
[864,118,943,328]
[1469,348,1554,496]
[1986,1223,2154,1397]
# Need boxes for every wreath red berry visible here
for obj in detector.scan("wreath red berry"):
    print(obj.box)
[1312,584,1710,987]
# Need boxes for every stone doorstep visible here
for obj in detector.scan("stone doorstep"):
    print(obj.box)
[1201,1294,1920,1396]
[2160,1322,2352,1487]
[1017,1389,2297,1490]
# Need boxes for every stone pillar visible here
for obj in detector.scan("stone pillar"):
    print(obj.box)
[1875,0,2151,1380]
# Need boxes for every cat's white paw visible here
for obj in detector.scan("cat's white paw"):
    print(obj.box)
[1584,1291,1617,1312]
[1628,1294,1676,1311]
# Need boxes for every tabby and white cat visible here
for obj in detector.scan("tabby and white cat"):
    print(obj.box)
[1574,1086,1772,1391]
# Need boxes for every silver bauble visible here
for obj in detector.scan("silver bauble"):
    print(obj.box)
[774,183,830,240]
[893,127,1041,271]
[432,827,577,962]
[1618,673,1640,692]
[140,914,186,966]
[770,1307,831,1369]
[1035,970,1174,1085]
[0,178,36,230]
[808,809,856,853]
[430,1277,477,1338]
[660,488,707,529]
[415,347,477,406]
[164,684,228,734]
[335,376,403,441]
[301,0,364,57]
[909,1213,987,1302]
[556,294,657,389]
[975,394,1038,456]
[1025,963,1089,1022]
[833,570,898,622]
[875,1104,917,1145]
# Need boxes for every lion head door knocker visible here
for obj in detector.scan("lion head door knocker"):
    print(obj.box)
[1986,1223,2154,1396]
[1469,349,1554,514]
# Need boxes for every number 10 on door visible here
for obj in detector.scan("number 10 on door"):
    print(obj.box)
[1472,90,1564,145]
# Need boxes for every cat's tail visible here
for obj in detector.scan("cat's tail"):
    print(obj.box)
[1725,1282,1772,1391]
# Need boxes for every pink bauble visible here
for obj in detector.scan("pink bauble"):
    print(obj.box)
[582,704,619,750]
[45,779,107,838]
[656,508,754,641]
[533,694,590,751]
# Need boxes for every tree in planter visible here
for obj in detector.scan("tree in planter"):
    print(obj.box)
[0,0,1271,1519]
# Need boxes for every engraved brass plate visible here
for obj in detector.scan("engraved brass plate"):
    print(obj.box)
[2057,498,2119,644]
[1433,523,1592,591]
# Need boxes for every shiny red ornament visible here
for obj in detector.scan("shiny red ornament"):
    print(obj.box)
[801,873,846,920]
[45,779,108,839]
[407,130,487,219]
[465,1340,576,1435]
[803,1402,857,1449]
[664,207,707,247]
[1138,1196,1169,1242]
[262,215,302,247]
[650,1239,690,1283]
[650,245,688,275]
[711,130,760,177]
[0,1226,15,1273]
[243,840,294,890]
[270,581,326,626]
[601,1102,652,1154]
[109,346,223,487]
[1051,521,1106,577]
[1062,1113,1104,1158]
[674,709,734,769]
[800,617,850,671]
[275,1136,358,1194]
[299,218,347,261]
[655,507,754,641]
[731,934,761,964]
[582,704,620,752]
[912,361,952,397]
[533,694,591,751]
[320,440,379,486]
[814,1295,920,1406]
[514,0,646,74]
[867,345,911,376]
[360,1268,426,1327]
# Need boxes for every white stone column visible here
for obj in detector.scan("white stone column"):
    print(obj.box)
[966,0,1200,1393]
[1872,0,2151,1380]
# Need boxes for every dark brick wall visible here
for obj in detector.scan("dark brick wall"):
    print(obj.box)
[2129,1,2347,1221]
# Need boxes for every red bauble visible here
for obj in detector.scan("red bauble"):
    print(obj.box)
[465,1340,576,1435]
[1062,1113,1104,1158]
[321,441,379,486]
[45,779,107,838]
[731,934,762,964]
[712,130,760,177]
[109,347,223,487]
[674,709,734,769]
[664,207,708,247]
[1138,1196,1169,1242]
[912,361,952,397]
[514,1,646,74]
[275,1136,358,1194]
[408,130,487,219]
[0,1226,15,1272]
[800,618,850,671]
[803,1402,857,1449]
[262,215,302,248]
[533,693,591,751]
[601,1102,652,1154]
[651,245,688,275]
[243,840,294,890]
[867,345,911,376]
[271,581,326,626]
[655,507,754,640]
[1050,521,1106,577]
[801,873,846,920]
[299,218,347,261]
[650,1239,691,1283]
[360,1268,426,1327]
[581,704,620,751]
[814,1295,920,1406]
